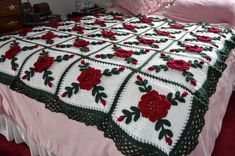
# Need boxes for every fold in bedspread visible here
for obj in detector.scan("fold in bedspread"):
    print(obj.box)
[0,13,235,156]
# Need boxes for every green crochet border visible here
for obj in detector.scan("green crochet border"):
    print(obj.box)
[0,15,235,155]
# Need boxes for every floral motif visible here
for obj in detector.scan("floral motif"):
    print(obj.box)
[77,67,102,90]
[5,43,21,59]
[41,32,58,40]
[88,30,129,41]
[102,30,116,38]
[157,31,171,36]
[60,61,125,106]
[138,90,171,122]
[72,25,86,32]
[70,17,82,22]
[34,56,55,73]
[95,45,150,65]
[169,41,213,58]
[117,76,180,146]
[95,20,106,26]
[167,60,191,71]
[185,45,203,53]
[73,39,90,48]
[197,35,212,42]
[56,38,105,53]
[0,41,40,71]
[140,17,153,23]
[138,37,155,45]
[114,49,133,58]
[123,24,136,31]
[170,24,185,29]
[122,37,160,48]
[26,31,70,45]
[185,32,219,47]
[208,27,221,33]
[22,50,75,87]
[150,57,199,86]
[18,27,33,36]
[47,21,61,28]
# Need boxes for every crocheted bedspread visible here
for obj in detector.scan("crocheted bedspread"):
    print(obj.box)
[0,13,234,156]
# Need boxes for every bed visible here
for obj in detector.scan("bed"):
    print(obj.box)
[0,0,235,156]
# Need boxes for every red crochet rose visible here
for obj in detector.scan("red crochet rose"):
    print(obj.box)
[138,90,171,122]
[47,21,61,28]
[208,27,221,33]
[73,40,90,47]
[157,31,171,36]
[123,24,136,31]
[185,45,203,53]
[167,59,191,71]
[72,26,86,32]
[139,38,155,44]
[19,27,33,35]
[197,35,212,42]
[34,56,54,73]
[114,16,124,21]
[102,30,116,38]
[41,32,58,40]
[71,17,82,22]
[5,44,21,59]
[114,49,133,58]
[77,68,102,90]
[170,24,185,29]
[140,17,153,23]
[95,20,105,25]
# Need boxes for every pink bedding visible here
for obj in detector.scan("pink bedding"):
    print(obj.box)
[108,0,235,28]
[0,47,235,156]
[116,0,169,15]
[163,0,235,25]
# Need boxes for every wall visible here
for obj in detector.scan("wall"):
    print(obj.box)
[22,0,116,19]
[96,0,116,8]
[22,0,74,19]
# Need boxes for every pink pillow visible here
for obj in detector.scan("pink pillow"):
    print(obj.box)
[116,0,169,15]
[164,0,235,25]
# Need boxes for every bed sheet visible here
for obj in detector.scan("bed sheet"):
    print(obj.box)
[0,45,234,156]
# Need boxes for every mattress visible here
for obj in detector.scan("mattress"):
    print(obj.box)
[0,13,235,156]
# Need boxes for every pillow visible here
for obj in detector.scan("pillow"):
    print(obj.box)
[164,0,235,25]
[116,0,171,15]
